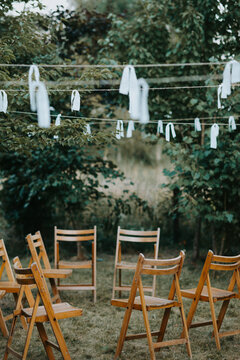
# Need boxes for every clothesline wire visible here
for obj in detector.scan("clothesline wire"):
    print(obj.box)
[4,83,240,92]
[0,61,229,68]
[8,111,238,123]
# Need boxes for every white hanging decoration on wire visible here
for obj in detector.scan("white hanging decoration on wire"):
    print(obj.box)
[165,122,176,142]
[28,65,40,111]
[138,78,149,124]
[194,117,201,131]
[71,90,80,111]
[228,116,236,131]
[221,60,240,99]
[157,120,164,134]
[217,84,223,109]
[126,120,135,138]
[0,90,8,113]
[210,124,219,149]
[31,81,51,128]
[119,65,139,120]
[116,120,124,139]
[55,114,61,126]
[84,123,91,135]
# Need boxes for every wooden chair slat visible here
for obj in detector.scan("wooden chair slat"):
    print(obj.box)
[120,229,159,236]
[56,228,94,235]
[56,235,94,241]
[210,261,240,271]
[119,236,158,243]
[212,254,240,263]
[141,265,179,276]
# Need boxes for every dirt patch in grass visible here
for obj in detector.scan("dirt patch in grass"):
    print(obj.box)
[0,251,239,359]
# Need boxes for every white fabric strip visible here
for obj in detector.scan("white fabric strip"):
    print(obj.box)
[84,124,91,135]
[55,114,61,126]
[71,90,80,111]
[126,120,135,138]
[28,65,40,111]
[138,78,149,124]
[210,124,219,149]
[0,90,8,113]
[217,84,223,109]
[157,120,164,134]
[194,117,201,131]
[31,81,51,128]
[116,120,124,139]
[231,60,240,83]
[119,65,139,120]
[228,116,236,131]
[165,122,176,142]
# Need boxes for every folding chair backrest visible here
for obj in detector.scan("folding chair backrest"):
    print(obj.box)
[54,226,96,268]
[0,239,15,282]
[12,256,35,307]
[26,231,51,270]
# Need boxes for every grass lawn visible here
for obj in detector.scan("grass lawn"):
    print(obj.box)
[0,249,239,359]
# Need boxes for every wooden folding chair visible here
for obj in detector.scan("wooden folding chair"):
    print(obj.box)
[0,239,31,337]
[3,260,83,360]
[26,231,72,304]
[112,227,160,299]
[54,226,97,303]
[111,251,192,360]
[181,250,240,350]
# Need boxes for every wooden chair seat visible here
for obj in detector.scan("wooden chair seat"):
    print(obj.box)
[0,281,20,293]
[58,260,92,269]
[181,285,237,302]
[112,295,180,311]
[21,302,83,322]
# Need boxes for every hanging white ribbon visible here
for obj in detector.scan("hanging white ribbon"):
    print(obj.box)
[194,117,201,131]
[55,114,61,126]
[28,65,40,111]
[0,90,8,113]
[210,124,219,149]
[157,120,164,134]
[217,84,223,109]
[221,60,240,99]
[165,122,176,142]
[84,124,91,135]
[138,78,149,124]
[126,120,135,138]
[31,82,51,128]
[71,90,80,111]
[119,65,139,120]
[116,120,124,139]
[228,116,236,131]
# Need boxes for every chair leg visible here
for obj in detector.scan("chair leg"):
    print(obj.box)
[119,269,122,298]
[179,305,192,359]
[141,305,155,360]
[49,278,61,304]
[3,315,18,360]
[157,308,171,343]
[114,306,133,359]
[216,299,230,332]
[0,307,8,337]
[206,277,221,350]
[49,318,71,360]
[13,293,27,330]
[37,323,56,360]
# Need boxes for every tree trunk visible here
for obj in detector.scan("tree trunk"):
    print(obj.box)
[193,217,201,261]
[173,188,180,243]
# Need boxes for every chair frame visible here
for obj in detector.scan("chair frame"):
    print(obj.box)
[112,226,160,299]
[181,250,240,350]
[0,239,32,337]
[54,226,97,303]
[3,260,82,360]
[26,231,72,304]
[112,251,192,360]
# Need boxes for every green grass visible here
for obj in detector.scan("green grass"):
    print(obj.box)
[0,250,239,359]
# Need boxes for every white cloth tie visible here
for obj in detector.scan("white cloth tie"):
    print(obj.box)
[55,114,61,126]
[138,78,149,124]
[116,120,124,139]
[28,65,40,111]
[0,90,8,113]
[165,122,176,142]
[221,60,240,99]
[228,116,236,131]
[31,81,51,128]
[71,90,80,111]
[119,65,139,120]
[210,124,219,149]
[126,120,135,138]
[84,124,91,135]
[217,84,223,109]
[157,120,164,134]
[194,117,201,131]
